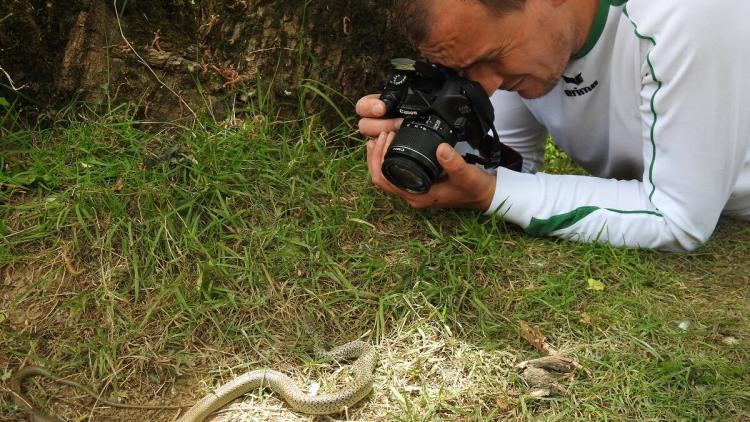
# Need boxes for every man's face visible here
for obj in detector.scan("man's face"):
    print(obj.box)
[418,0,577,99]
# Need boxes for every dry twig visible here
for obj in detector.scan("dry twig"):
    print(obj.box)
[0,65,28,91]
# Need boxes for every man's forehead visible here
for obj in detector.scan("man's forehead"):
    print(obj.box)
[419,41,472,69]
[417,2,491,68]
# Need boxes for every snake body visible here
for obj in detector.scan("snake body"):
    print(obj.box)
[178,340,376,421]
[11,341,376,422]
[10,366,188,422]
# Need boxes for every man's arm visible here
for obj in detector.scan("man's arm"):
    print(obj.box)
[489,89,548,174]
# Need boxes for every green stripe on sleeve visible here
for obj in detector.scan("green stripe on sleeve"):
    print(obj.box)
[622,5,662,201]
[525,207,663,237]
[525,206,600,236]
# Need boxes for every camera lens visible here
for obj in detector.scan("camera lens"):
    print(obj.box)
[381,122,447,194]
[382,156,432,194]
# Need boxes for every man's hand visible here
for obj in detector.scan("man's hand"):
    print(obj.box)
[356,94,403,137]
[366,132,497,211]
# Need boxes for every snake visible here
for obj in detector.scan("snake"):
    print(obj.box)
[9,366,189,422]
[178,340,376,421]
[10,341,376,422]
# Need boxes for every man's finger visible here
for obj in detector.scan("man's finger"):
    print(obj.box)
[358,117,403,137]
[380,131,395,164]
[367,132,384,181]
[367,133,416,198]
[355,93,387,117]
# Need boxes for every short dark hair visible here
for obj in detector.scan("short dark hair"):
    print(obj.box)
[392,0,527,46]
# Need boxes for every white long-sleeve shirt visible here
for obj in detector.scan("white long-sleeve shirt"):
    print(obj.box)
[483,0,750,251]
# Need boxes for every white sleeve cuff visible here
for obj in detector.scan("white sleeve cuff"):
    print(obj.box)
[483,167,540,228]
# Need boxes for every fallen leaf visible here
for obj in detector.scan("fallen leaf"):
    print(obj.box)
[580,312,592,326]
[587,278,605,291]
[112,178,124,192]
[495,399,511,411]
[519,320,556,355]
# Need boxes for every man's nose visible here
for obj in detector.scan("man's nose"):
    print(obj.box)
[464,65,503,95]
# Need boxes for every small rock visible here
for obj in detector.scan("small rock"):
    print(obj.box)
[309,381,321,396]
[677,321,691,331]
[721,336,739,346]
[517,355,580,396]
[528,388,552,398]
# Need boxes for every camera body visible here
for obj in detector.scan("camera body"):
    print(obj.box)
[378,58,520,194]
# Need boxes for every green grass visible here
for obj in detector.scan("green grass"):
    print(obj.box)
[1,102,749,421]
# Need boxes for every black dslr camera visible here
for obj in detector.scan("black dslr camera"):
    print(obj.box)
[378,58,521,194]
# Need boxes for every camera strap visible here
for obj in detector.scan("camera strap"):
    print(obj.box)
[463,128,523,172]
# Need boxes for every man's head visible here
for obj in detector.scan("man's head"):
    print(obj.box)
[392,0,595,99]
[394,0,527,46]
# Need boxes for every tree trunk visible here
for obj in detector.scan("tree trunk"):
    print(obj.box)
[0,0,416,122]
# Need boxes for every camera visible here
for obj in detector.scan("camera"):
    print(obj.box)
[378,58,521,194]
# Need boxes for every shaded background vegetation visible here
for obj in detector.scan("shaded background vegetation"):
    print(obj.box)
[0,0,415,122]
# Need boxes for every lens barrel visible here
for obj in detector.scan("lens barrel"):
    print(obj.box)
[382,122,447,194]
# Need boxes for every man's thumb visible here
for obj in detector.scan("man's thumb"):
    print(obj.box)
[437,143,463,172]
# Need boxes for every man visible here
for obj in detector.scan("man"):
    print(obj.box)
[357,0,750,252]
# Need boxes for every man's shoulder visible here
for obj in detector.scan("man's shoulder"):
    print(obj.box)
[618,0,750,49]
[623,0,744,30]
